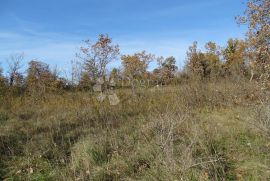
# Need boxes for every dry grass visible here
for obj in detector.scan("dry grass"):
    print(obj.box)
[0,80,269,180]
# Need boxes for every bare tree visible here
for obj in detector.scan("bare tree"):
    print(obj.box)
[0,63,5,86]
[70,59,83,85]
[7,53,24,86]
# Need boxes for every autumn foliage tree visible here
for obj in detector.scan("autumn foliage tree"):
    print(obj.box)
[78,72,93,90]
[121,51,154,90]
[77,34,120,88]
[110,68,120,80]
[25,60,60,95]
[186,42,214,79]
[237,0,270,77]
[185,41,204,79]
[222,39,247,78]
[121,51,153,80]
[185,41,224,80]
[204,41,221,79]
[154,56,178,84]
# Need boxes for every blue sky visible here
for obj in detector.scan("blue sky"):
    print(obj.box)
[0,0,247,73]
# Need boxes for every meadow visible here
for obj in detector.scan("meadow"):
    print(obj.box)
[1,79,269,180]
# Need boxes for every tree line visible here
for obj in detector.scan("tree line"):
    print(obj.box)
[0,0,269,95]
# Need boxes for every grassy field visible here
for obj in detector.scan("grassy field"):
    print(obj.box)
[0,80,270,180]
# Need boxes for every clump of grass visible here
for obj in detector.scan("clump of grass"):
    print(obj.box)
[252,104,270,137]
[0,110,8,123]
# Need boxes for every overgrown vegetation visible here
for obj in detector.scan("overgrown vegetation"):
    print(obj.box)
[0,81,270,180]
[0,0,269,180]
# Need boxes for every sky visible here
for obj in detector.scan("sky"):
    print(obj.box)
[0,0,248,74]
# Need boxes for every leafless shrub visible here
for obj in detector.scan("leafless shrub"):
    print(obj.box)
[252,104,270,137]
